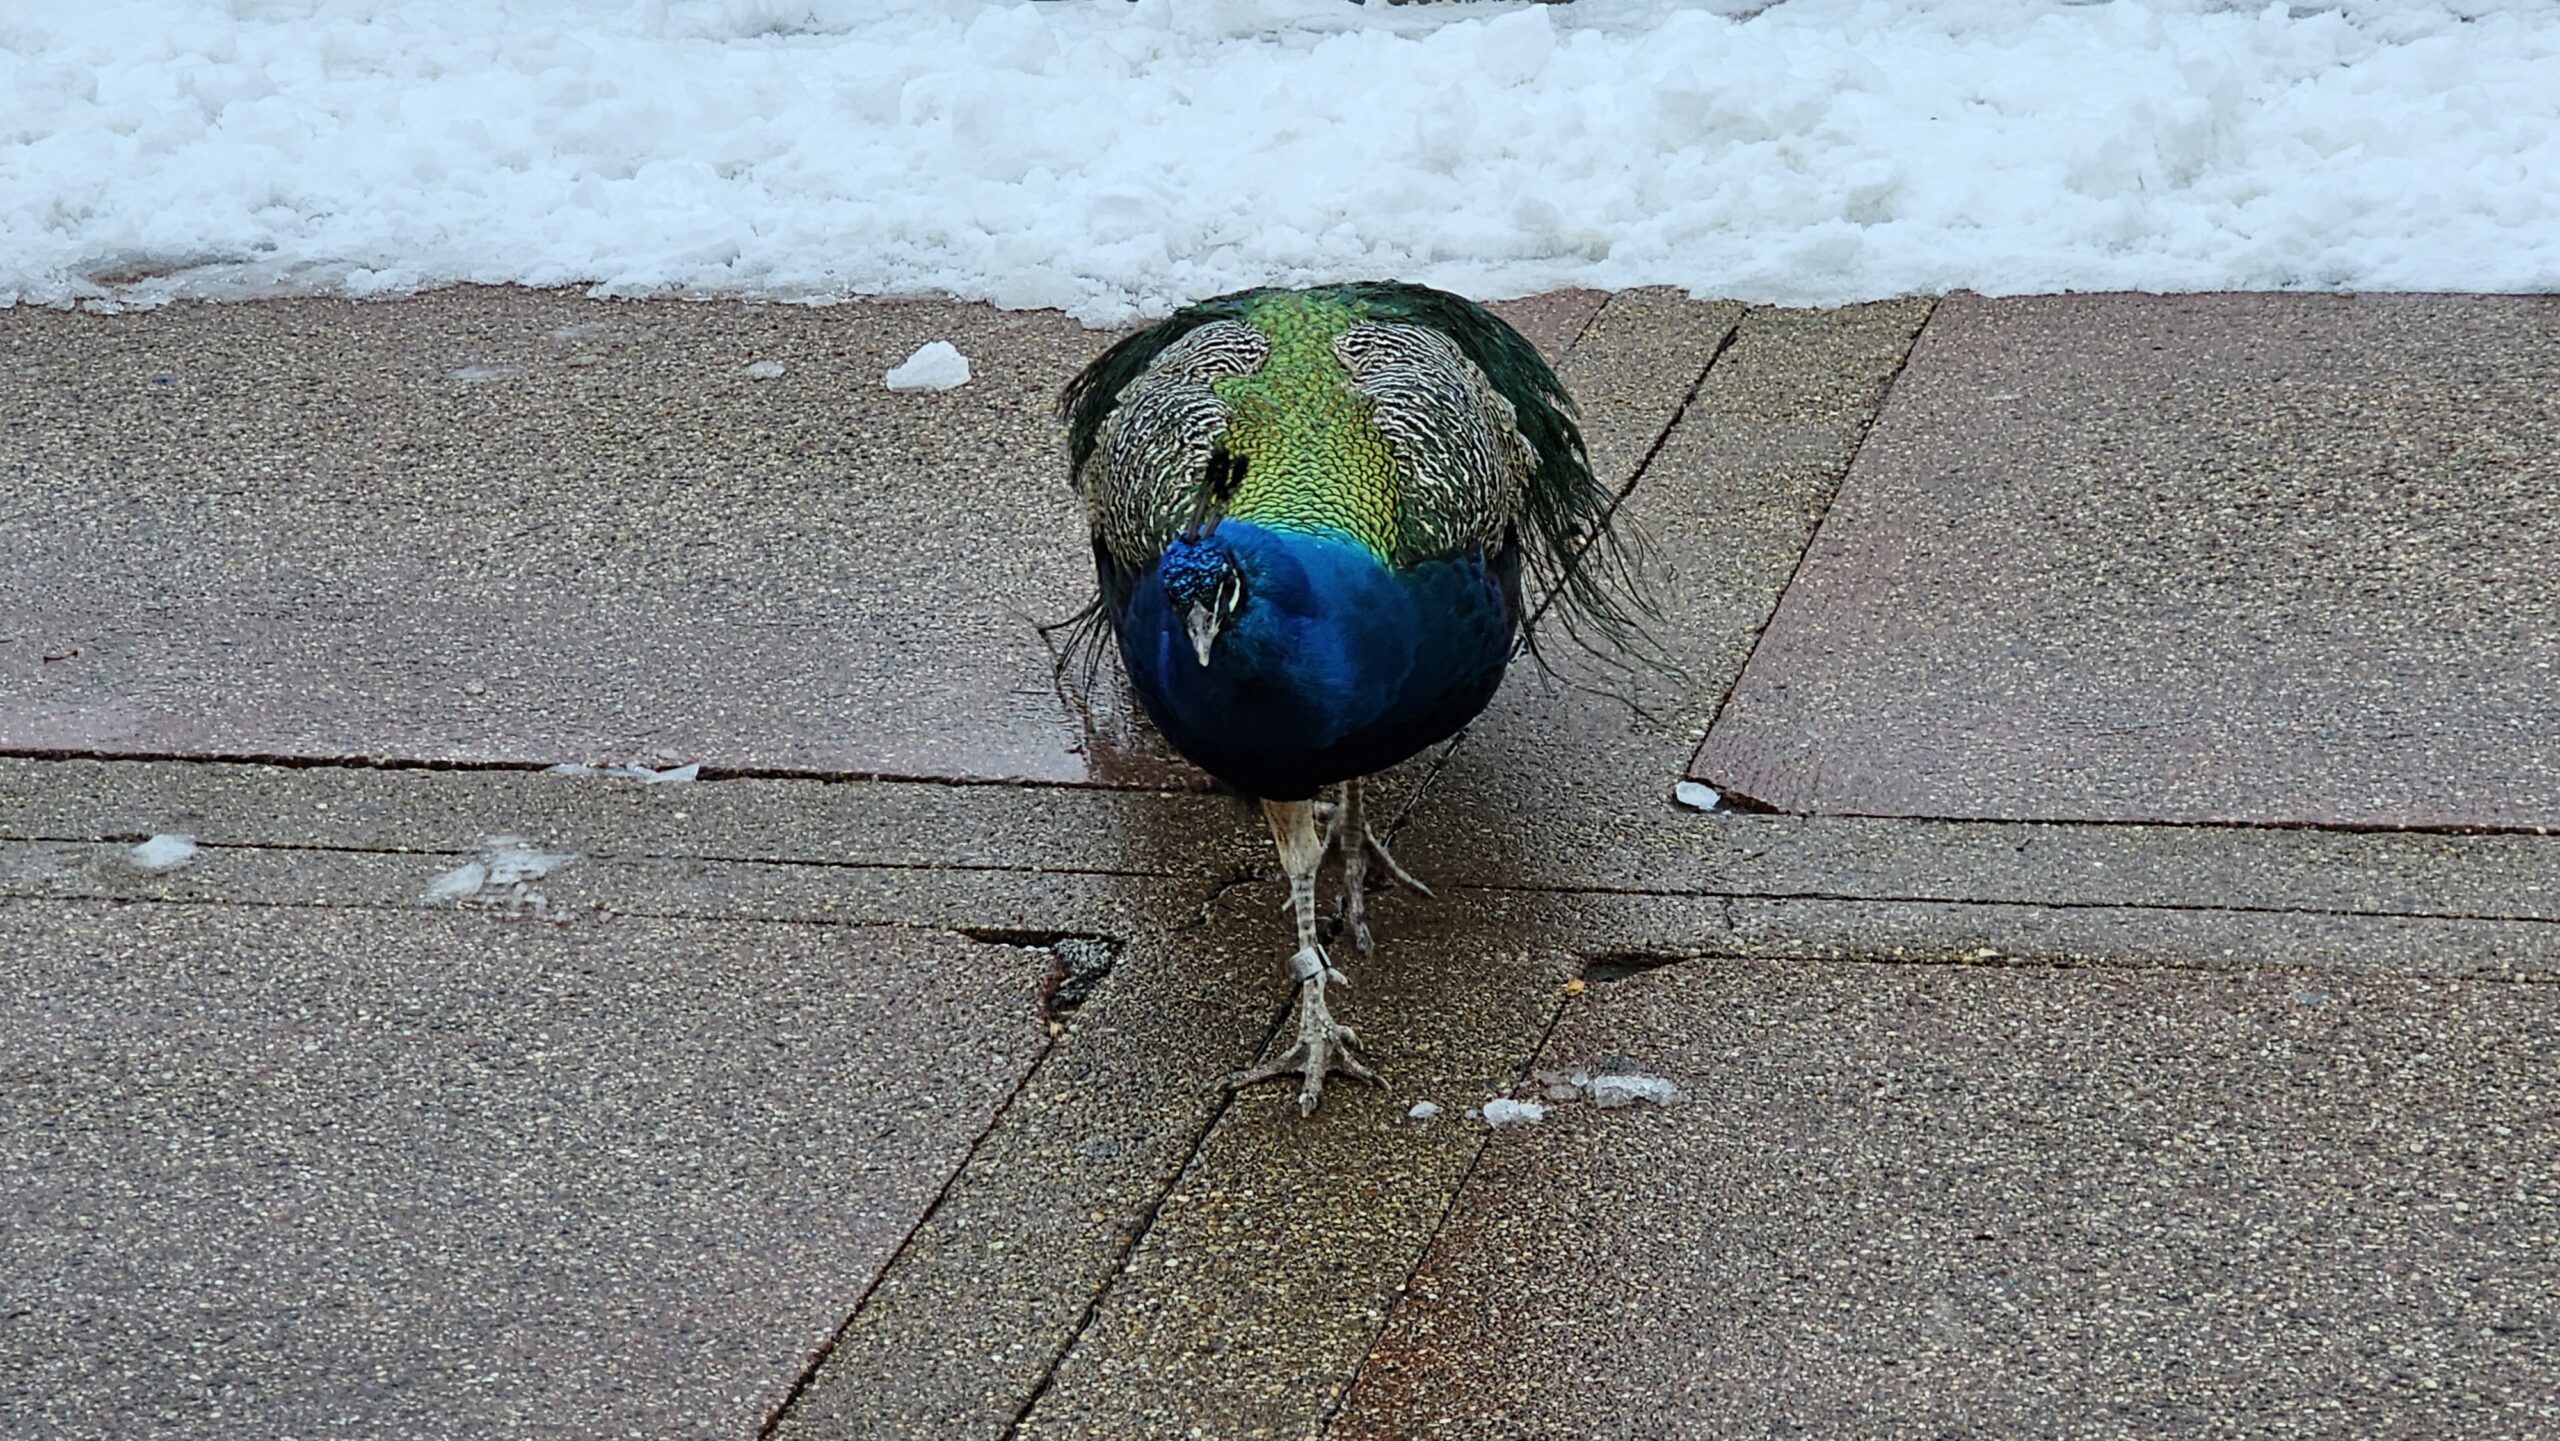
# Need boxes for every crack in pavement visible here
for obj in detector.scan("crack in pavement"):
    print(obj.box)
[0,745,1213,797]
[1434,877,2560,929]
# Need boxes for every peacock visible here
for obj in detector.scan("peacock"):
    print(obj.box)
[1060,281,1643,1115]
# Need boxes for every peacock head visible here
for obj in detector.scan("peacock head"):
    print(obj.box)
[1159,533,1248,668]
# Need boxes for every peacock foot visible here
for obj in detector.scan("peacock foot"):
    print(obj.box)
[1223,947,1382,1116]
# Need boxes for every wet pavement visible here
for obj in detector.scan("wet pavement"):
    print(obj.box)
[3,902,1049,1441]
[1338,958,2560,1439]
[3,287,2556,1439]
[1692,291,2560,830]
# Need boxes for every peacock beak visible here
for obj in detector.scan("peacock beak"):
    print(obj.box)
[1185,603,1220,667]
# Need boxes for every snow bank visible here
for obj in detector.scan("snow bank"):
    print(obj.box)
[6,0,2555,319]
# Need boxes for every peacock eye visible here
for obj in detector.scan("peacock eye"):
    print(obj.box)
[1217,571,1245,618]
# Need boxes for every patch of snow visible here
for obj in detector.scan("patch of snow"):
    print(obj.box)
[423,860,490,902]
[885,341,971,392]
[1407,1100,1442,1121]
[546,761,698,782]
[1533,1065,1686,1110]
[3,2,2556,318]
[1673,780,1721,813]
[1535,1068,1586,1102]
[743,359,787,380]
[1481,1097,1548,1128]
[129,833,197,872]
[423,837,575,917]
[481,840,568,887]
[1587,1073,1684,1109]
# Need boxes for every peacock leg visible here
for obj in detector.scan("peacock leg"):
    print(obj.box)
[1335,777,1433,952]
[1224,797,1382,1115]
[1338,779,1376,954]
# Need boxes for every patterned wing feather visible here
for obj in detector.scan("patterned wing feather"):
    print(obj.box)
[1334,319,1529,560]
[1332,282,1653,659]
[1059,281,1652,659]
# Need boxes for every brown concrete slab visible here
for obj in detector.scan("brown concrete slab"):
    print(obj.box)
[0,286,1611,788]
[769,900,1296,1441]
[1472,885,2560,985]
[1693,292,2560,830]
[1335,957,2560,1438]
[1482,288,1607,364]
[0,834,1211,948]
[0,901,1050,1439]
[0,288,1195,785]
[0,755,1269,882]
[1394,299,1935,885]
[1012,906,1578,1441]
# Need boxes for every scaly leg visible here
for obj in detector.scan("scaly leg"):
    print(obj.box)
[1224,796,1381,1115]
[1339,778,1375,954]
[1334,777,1433,955]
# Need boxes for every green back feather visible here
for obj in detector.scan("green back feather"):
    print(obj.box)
[1060,281,1655,664]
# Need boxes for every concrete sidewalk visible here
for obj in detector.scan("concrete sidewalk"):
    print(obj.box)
[3,286,2554,1440]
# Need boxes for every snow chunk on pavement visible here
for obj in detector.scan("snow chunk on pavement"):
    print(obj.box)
[1673,780,1721,812]
[1481,1098,1548,1128]
[424,837,574,914]
[130,834,197,872]
[1407,1100,1442,1121]
[423,861,489,902]
[1588,1073,1685,1109]
[884,341,970,392]
[743,359,786,380]
[1535,1066,1687,1109]
[481,841,568,887]
[546,761,697,783]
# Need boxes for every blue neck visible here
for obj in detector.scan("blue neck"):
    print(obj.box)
[1117,521,1517,799]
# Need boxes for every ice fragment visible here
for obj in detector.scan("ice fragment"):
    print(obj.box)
[130,834,197,872]
[885,341,970,392]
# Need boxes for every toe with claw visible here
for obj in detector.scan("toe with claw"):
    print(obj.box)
[1223,946,1381,1115]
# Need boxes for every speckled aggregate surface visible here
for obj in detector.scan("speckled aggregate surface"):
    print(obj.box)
[3,289,2557,1440]
[0,901,1051,1440]
[1335,957,2560,1439]
[1693,291,2560,829]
